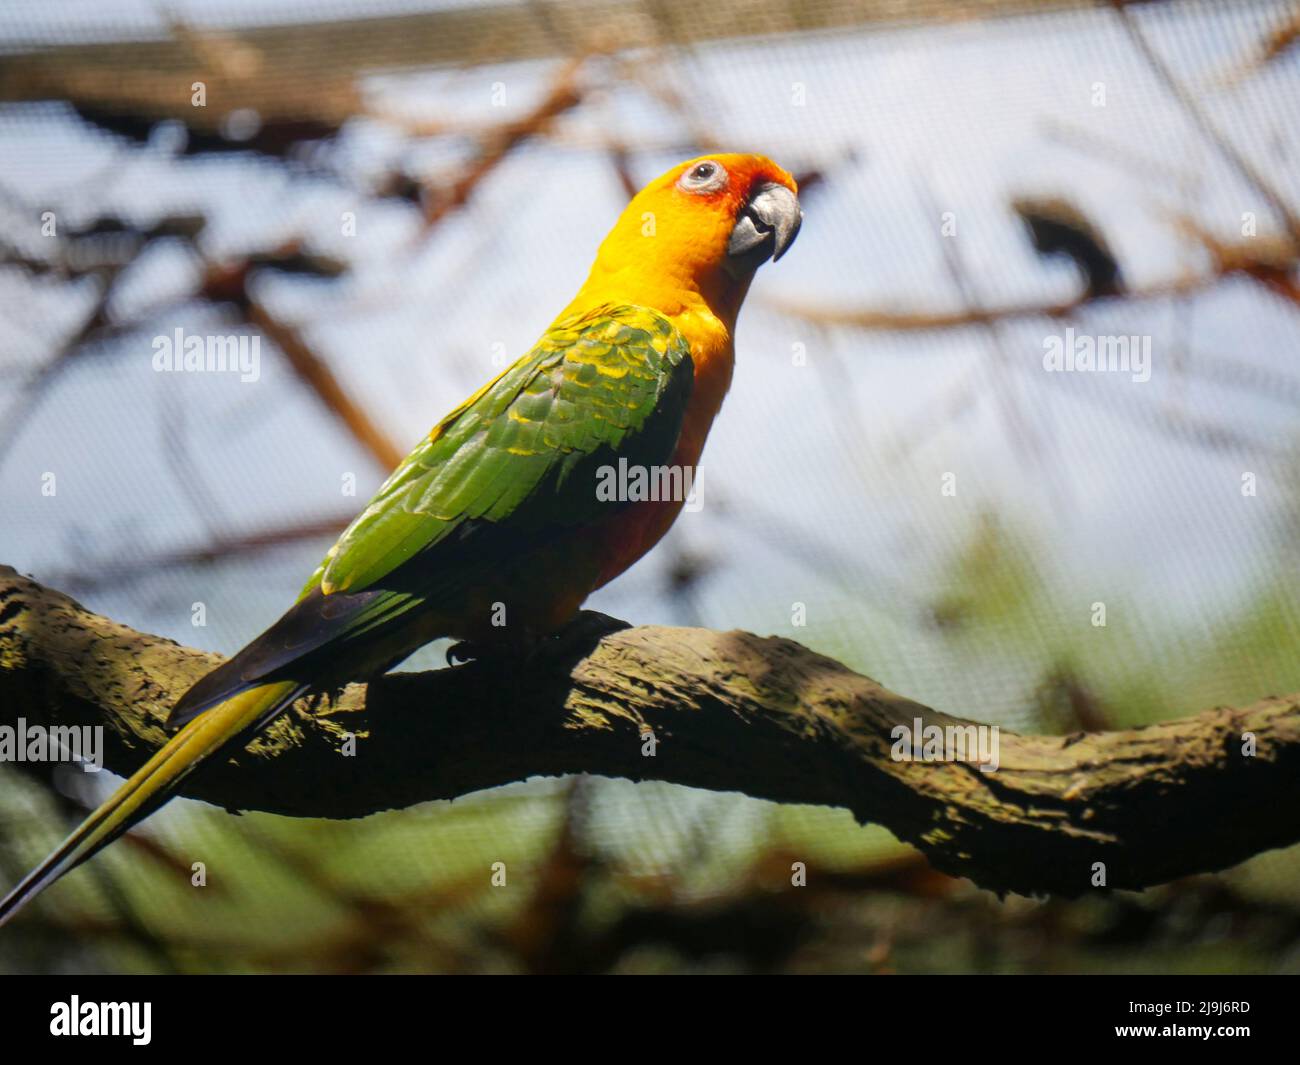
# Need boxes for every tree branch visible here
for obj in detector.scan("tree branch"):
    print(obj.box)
[1,565,1296,897]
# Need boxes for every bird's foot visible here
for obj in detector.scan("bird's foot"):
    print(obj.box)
[527,610,631,669]
[445,639,506,667]
[445,611,628,670]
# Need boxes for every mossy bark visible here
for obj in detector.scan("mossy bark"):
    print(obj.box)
[1,565,1297,897]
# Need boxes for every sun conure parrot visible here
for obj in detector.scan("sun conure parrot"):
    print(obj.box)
[0,153,801,926]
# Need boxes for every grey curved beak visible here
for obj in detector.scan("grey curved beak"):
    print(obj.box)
[727,183,802,266]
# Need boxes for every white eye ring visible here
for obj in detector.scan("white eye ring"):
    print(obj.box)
[678,160,728,194]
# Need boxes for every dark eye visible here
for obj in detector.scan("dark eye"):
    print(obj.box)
[678,160,727,193]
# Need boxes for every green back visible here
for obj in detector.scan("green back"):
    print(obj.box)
[169,303,695,723]
[304,303,695,598]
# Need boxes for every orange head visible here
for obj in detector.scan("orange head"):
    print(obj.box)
[567,154,801,331]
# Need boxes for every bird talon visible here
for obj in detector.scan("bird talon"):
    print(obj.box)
[445,640,488,666]
[528,611,631,667]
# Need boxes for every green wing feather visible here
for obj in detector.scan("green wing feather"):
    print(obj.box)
[0,303,698,930]
[309,302,694,597]
[170,303,693,726]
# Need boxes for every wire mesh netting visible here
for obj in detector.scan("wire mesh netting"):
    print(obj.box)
[1,0,1298,973]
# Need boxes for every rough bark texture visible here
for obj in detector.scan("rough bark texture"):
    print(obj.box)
[1,565,1296,897]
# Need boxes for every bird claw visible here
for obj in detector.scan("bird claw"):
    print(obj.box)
[527,610,631,668]
[445,612,628,670]
[444,635,535,667]
[445,640,493,666]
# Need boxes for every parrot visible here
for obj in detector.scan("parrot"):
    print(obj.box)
[0,153,801,927]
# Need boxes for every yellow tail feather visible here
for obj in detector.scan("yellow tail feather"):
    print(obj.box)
[0,680,299,928]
